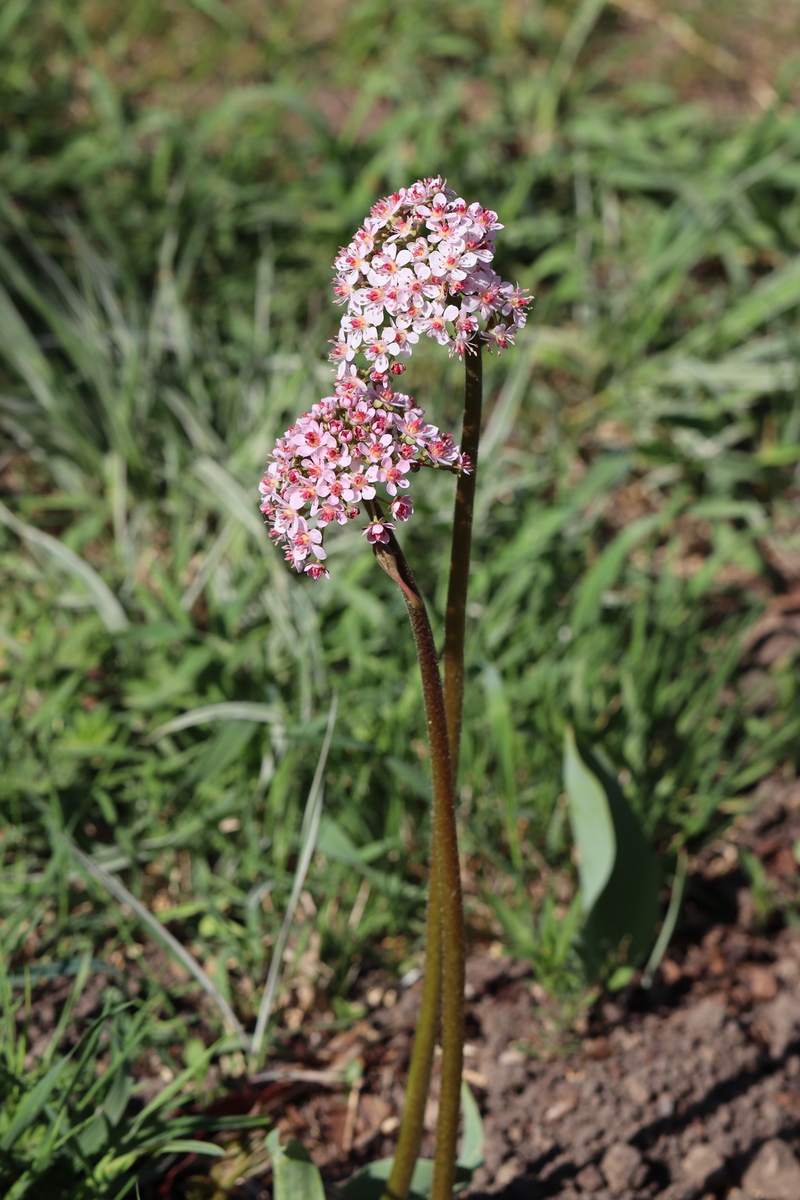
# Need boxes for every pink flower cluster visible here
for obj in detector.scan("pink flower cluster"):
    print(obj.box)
[259,177,531,578]
[331,175,530,366]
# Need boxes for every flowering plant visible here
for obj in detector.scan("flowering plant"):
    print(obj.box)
[259,177,529,577]
[260,178,530,1200]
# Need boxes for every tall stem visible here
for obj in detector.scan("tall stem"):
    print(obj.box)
[373,533,464,1200]
[381,843,442,1200]
[443,347,483,771]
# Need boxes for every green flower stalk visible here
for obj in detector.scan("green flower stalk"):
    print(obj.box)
[259,177,530,1200]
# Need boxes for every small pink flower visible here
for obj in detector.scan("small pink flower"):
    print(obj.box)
[417,303,459,345]
[380,457,411,496]
[390,496,414,521]
[363,519,395,545]
[484,323,514,352]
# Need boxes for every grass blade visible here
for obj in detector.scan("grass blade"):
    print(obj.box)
[0,500,128,632]
[55,833,248,1047]
[250,692,338,1065]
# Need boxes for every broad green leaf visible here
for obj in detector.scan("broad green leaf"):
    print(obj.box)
[459,1082,484,1172]
[563,725,615,915]
[565,730,661,979]
[267,1130,325,1200]
[343,1158,474,1199]
[343,1086,481,1198]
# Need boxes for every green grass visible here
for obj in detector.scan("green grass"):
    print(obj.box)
[2,0,800,1192]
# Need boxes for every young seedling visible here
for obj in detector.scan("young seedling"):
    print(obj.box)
[259,177,530,1200]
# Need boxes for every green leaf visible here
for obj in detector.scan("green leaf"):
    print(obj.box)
[563,725,616,914]
[642,850,688,987]
[343,1158,474,1199]
[459,1082,484,1172]
[570,514,662,635]
[0,1055,72,1151]
[160,1140,226,1157]
[343,1086,481,1199]
[146,701,284,742]
[102,1066,132,1127]
[485,892,537,959]
[607,966,635,992]
[0,499,128,632]
[315,815,423,901]
[267,1129,325,1200]
[77,1112,110,1157]
[564,729,661,979]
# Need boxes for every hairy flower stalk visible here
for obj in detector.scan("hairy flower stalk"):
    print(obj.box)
[259,177,530,1200]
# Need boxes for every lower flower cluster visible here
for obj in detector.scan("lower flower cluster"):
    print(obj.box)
[259,376,469,577]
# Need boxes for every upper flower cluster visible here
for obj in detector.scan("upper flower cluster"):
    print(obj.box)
[259,177,531,578]
[331,175,530,368]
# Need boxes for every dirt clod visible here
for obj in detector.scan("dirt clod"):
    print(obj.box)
[575,1163,605,1194]
[741,1138,800,1200]
[681,1143,725,1191]
[600,1143,647,1193]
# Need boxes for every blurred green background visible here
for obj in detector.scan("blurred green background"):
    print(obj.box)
[2,0,800,1188]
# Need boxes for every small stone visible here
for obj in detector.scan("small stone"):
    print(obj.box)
[682,1143,725,1191]
[544,1092,579,1122]
[683,997,726,1040]
[775,957,800,984]
[584,1036,611,1059]
[498,1048,526,1066]
[576,1163,605,1193]
[746,965,778,1001]
[508,1121,523,1145]
[494,1156,524,1188]
[600,1142,647,1193]
[715,1102,733,1131]
[760,1099,784,1135]
[657,1092,675,1118]
[624,1074,651,1107]
[759,993,800,1059]
[742,1138,800,1200]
